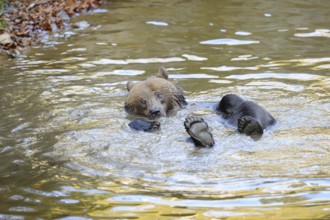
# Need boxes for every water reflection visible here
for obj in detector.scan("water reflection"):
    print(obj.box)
[200,38,260,45]
[0,0,330,219]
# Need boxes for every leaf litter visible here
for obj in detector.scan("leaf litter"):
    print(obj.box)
[0,0,103,58]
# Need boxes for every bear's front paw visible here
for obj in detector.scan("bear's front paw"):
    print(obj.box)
[129,119,160,132]
[184,115,214,147]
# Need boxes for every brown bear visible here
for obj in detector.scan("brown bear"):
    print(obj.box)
[125,67,187,131]
[125,67,276,143]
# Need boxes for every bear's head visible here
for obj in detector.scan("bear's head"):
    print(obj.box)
[125,67,187,118]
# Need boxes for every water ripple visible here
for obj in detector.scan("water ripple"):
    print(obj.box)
[146,21,169,26]
[202,66,258,71]
[200,38,260,45]
[170,73,218,79]
[90,57,185,65]
[225,73,323,80]
[182,54,208,61]
[295,29,330,38]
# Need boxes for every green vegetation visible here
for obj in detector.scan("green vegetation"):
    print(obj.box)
[0,20,5,30]
[0,0,7,14]
[0,0,7,29]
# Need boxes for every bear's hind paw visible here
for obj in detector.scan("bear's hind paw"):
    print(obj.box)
[184,116,214,147]
[238,116,263,136]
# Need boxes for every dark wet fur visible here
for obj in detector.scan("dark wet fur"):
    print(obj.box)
[218,94,276,136]
[129,119,160,132]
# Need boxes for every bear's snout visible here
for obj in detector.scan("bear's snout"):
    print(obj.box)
[150,109,161,117]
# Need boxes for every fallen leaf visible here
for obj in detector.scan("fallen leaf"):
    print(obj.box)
[0,32,13,45]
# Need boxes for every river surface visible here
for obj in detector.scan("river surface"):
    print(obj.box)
[1,0,330,219]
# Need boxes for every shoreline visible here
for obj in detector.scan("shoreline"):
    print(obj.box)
[0,0,104,58]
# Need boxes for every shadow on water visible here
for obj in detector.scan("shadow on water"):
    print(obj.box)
[0,0,329,219]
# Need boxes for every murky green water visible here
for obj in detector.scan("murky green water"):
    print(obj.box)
[1,0,330,219]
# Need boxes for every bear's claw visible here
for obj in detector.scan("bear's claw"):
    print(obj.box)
[238,116,263,136]
[184,116,214,147]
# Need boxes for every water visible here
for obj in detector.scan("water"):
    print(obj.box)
[0,0,329,219]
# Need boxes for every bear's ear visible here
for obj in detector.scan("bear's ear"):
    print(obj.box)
[126,81,136,91]
[156,66,169,80]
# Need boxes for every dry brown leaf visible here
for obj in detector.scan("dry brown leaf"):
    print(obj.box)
[1,0,103,56]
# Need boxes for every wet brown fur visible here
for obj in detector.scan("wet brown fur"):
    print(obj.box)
[125,67,187,118]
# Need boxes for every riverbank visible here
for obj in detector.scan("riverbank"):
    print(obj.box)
[0,0,103,58]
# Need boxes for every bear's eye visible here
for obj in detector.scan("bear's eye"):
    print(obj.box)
[140,99,147,106]
[156,93,163,99]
